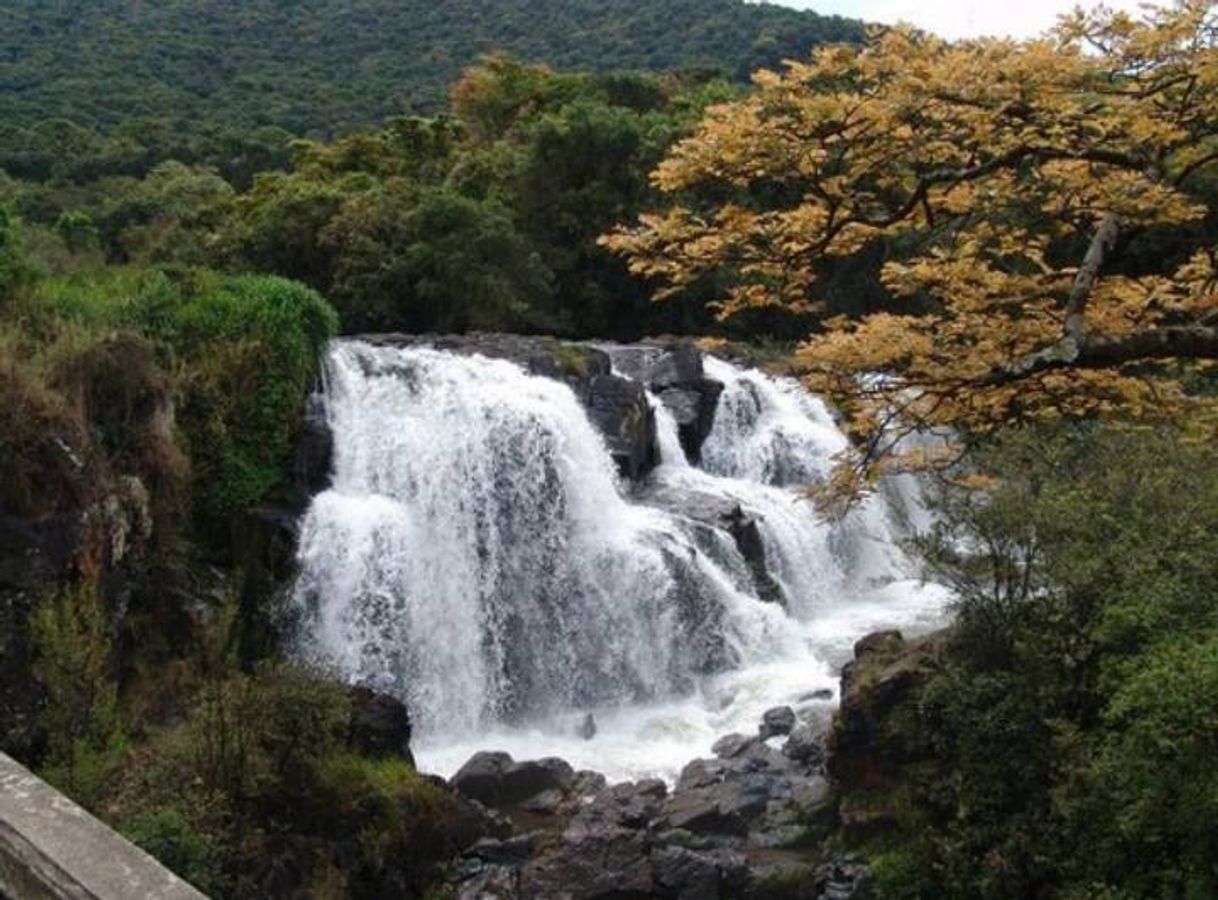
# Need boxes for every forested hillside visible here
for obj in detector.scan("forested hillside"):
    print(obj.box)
[0,0,861,136]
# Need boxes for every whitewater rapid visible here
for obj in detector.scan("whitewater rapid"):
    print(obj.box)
[293,341,949,782]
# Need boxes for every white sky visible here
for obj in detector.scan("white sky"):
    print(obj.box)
[771,0,1150,40]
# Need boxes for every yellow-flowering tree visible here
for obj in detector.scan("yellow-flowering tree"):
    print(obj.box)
[604,2,1218,491]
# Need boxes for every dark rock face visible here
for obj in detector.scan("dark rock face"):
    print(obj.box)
[637,486,786,606]
[346,686,413,762]
[585,374,658,479]
[829,629,947,838]
[293,391,333,498]
[602,339,725,465]
[0,515,80,757]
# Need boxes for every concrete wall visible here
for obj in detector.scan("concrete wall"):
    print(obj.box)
[0,753,208,900]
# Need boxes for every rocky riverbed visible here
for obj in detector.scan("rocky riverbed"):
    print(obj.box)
[424,671,885,900]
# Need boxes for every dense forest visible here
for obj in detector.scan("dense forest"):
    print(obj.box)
[0,0,861,156]
[3,0,1218,898]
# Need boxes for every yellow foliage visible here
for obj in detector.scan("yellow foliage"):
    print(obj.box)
[602,1,1218,490]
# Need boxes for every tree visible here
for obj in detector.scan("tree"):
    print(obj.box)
[605,2,1218,491]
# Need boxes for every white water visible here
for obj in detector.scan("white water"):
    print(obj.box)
[294,341,949,782]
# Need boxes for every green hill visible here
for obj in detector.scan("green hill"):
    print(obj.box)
[0,0,862,137]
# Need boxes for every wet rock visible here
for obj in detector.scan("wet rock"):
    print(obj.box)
[637,487,785,606]
[577,712,597,740]
[520,824,653,899]
[520,788,566,816]
[456,863,521,900]
[445,789,513,850]
[712,733,757,760]
[601,339,724,464]
[651,845,749,900]
[465,831,543,866]
[783,722,827,769]
[579,778,668,829]
[760,705,797,739]
[504,757,576,803]
[853,630,904,659]
[677,758,729,792]
[585,375,657,479]
[293,391,332,498]
[452,752,576,808]
[451,751,514,806]
[346,686,413,762]
[571,769,608,797]
[661,788,749,837]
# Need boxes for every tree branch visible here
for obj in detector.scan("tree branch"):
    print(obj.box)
[990,323,1218,385]
[1064,212,1120,341]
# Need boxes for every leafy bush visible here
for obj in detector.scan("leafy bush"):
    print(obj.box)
[121,806,224,896]
[20,268,338,533]
[860,425,1218,900]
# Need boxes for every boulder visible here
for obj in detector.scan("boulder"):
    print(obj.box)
[661,787,749,837]
[829,629,948,833]
[760,706,797,739]
[451,751,514,806]
[782,722,826,769]
[346,686,413,762]
[520,824,654,899]
[578,778,667,830]
[651,845,749,900]
[464,831,543,866]
[451,752,576,808]
[677,758,729,792]
[712,733,757,760]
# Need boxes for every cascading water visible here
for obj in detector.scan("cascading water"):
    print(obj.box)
[293,340,948,781]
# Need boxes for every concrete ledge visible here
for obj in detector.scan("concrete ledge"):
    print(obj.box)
[0,753,208,899]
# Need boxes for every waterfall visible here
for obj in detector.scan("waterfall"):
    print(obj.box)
[293,340,948,780]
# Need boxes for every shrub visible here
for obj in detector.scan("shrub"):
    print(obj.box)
[862,425,1218,900]
[31,580,126,805]
[121,806,224,895]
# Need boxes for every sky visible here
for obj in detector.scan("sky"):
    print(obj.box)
[770,0,1150,40]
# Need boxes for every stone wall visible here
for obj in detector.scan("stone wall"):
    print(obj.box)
[0,753,207,900]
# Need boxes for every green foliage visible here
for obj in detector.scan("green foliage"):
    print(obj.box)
[167,274,338,526]
[16,268,337,530]
[864,426,1218,900]
[121,806,225,896]
[31,581,126,805]
[189,662,352,811]
[312,755,459,897]
[0,205,34,300]
[95,660,458,899]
